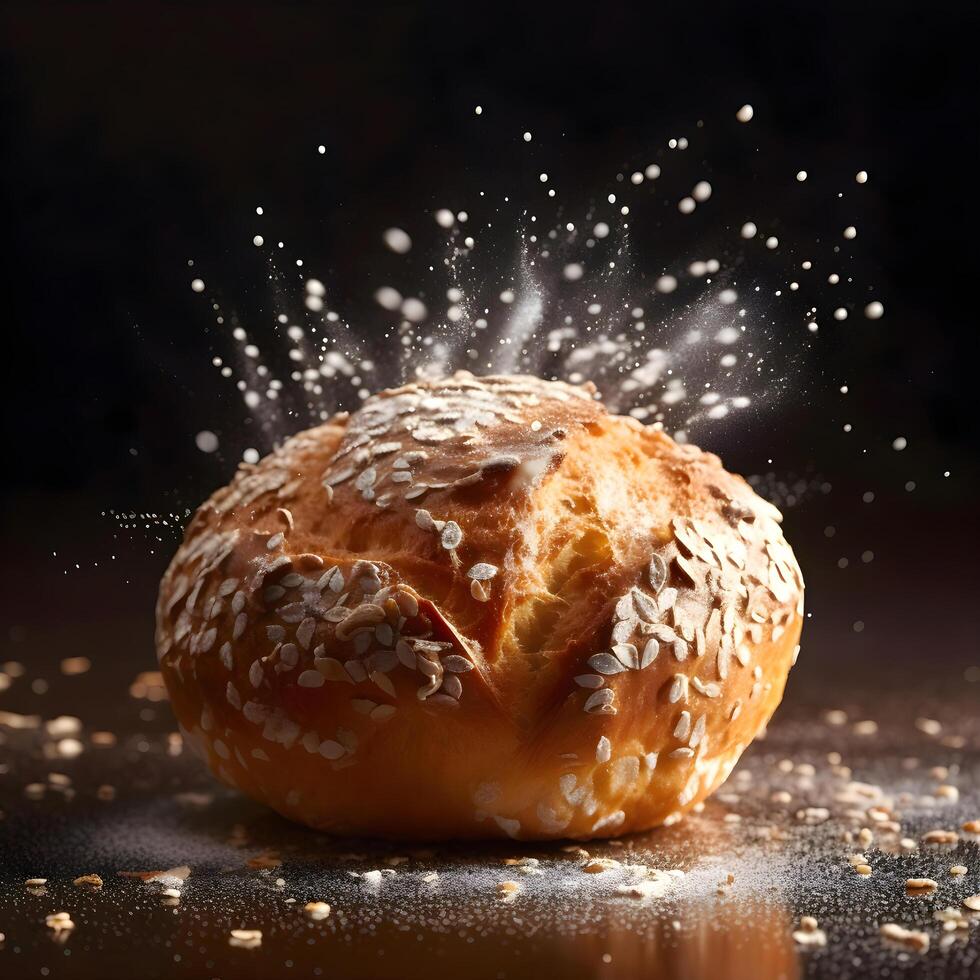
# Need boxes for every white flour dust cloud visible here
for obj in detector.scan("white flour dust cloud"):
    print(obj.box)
[185,103,882,464]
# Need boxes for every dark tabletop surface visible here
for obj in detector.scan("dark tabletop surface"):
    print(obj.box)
[2,671,978,980]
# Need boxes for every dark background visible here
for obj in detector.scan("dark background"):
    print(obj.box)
[1,1,978,719]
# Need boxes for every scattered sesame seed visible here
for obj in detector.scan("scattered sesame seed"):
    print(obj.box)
[880,923,929,951]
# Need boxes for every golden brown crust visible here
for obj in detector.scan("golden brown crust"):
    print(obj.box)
[156,373,804,840]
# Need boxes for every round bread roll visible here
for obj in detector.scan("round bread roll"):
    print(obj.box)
[157,373,804,840]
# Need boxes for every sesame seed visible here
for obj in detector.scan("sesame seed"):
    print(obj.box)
[922,829,959,845]
[440,521,463,550]
[673,711,692,740]
[880,923,929,951]
[304,901,331,920]
[648,554,667,592]
[297,670,324,688]
[669,674,689,703]
[318,740,345,760]
[588,653,627,676]
[73,873,103,888]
